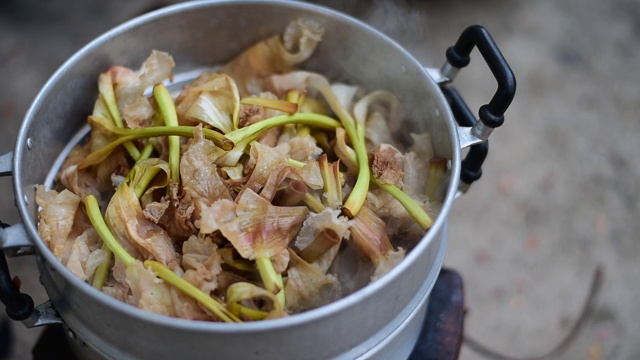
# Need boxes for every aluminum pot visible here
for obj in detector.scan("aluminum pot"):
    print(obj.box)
[0,1,515,359]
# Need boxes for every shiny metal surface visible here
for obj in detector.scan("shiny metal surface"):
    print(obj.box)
[471,120,494,142]
[457,126,486,149]
[11,1,460,359]
[21,300,63,328]
[0,152,12,177]
[0,223,33,257]
[424,62,459,85]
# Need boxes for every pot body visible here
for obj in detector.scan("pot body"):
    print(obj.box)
[14,1,461,358]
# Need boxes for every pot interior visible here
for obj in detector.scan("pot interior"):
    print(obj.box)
[15,0,458,338]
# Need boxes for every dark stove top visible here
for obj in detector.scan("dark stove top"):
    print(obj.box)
[25,269,464,360]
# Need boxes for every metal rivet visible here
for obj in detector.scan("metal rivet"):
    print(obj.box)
[26,137,33,150]
[67,329,76,340]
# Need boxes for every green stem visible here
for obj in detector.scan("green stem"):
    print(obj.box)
[334,138,433,230]
[255,256,285,307]
[144,260,241,323]
[154,84,180,184]
[226,113,341,145]
[91,244,113,289]
[133,165,165,199]
[341,111,370,217]
[371,178,433,231]
[99,73,141,160]
[137,142,155,162]
[296,126,311,137]
[240,97,298,114]
[228,302,268,321]
[123,141,141,161]
[217,248,254,272]
[79,126,232,169]
[226,282,283,320]
[334,162,343,203]
[286,158,305,168]
[319,155,339,209]
[84,195,135,266]
[302,193,325,213]
[311,83,369,218]
[85,195,240,323]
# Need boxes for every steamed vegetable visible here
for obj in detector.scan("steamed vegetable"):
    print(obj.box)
[35,19,443,322]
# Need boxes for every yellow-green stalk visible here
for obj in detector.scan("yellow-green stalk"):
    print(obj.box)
[84,195,135,266]
[153,84,180,184]
[98,73,141,160]
[255,256,285,307]
[285,89,302,103]
[240,97,298,114]
[226,282,284,321]
[372,178,433,230]
[217,248,254,272]
[334,133,433,231]
[132,164,166,199]
[302,193,325,214]
[305,76,370,218]
[296,126,311,137]
[334,162,343,203]
[225,113,341,146]
[84,196,240,323]
[137,142,155,162]
[286,158,306,168]
[319,155,340,209]
[145,260,241,323]
[90,158,165,289]
[91,244,112,289]
[79,125,232,169]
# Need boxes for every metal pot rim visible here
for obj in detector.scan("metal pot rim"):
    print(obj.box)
[13,0,460,331]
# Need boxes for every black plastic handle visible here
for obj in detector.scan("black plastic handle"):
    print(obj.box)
[445,25,516,130]
[0,222,34,321]
[440,25,515,186]
[442,86,489,185]
[0,251,34,321]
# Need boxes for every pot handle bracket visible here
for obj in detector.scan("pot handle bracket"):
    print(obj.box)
[426,25,516,192]
[1,223,36,322]
[0,152,62,327]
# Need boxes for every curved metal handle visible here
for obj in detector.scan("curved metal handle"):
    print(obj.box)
[445,25,516,134]
[428,25,516,145]
[426,25,515,192]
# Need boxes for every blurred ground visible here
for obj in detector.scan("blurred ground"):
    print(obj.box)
[1,0,638,359]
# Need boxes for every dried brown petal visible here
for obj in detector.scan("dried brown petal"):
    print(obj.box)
[285,249,340,313]
[105,182,179,268]
[219,189,308,260]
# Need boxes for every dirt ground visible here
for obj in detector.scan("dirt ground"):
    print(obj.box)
[1,0,638,359]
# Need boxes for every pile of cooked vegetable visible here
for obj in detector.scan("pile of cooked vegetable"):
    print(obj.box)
[35,19,444,322]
